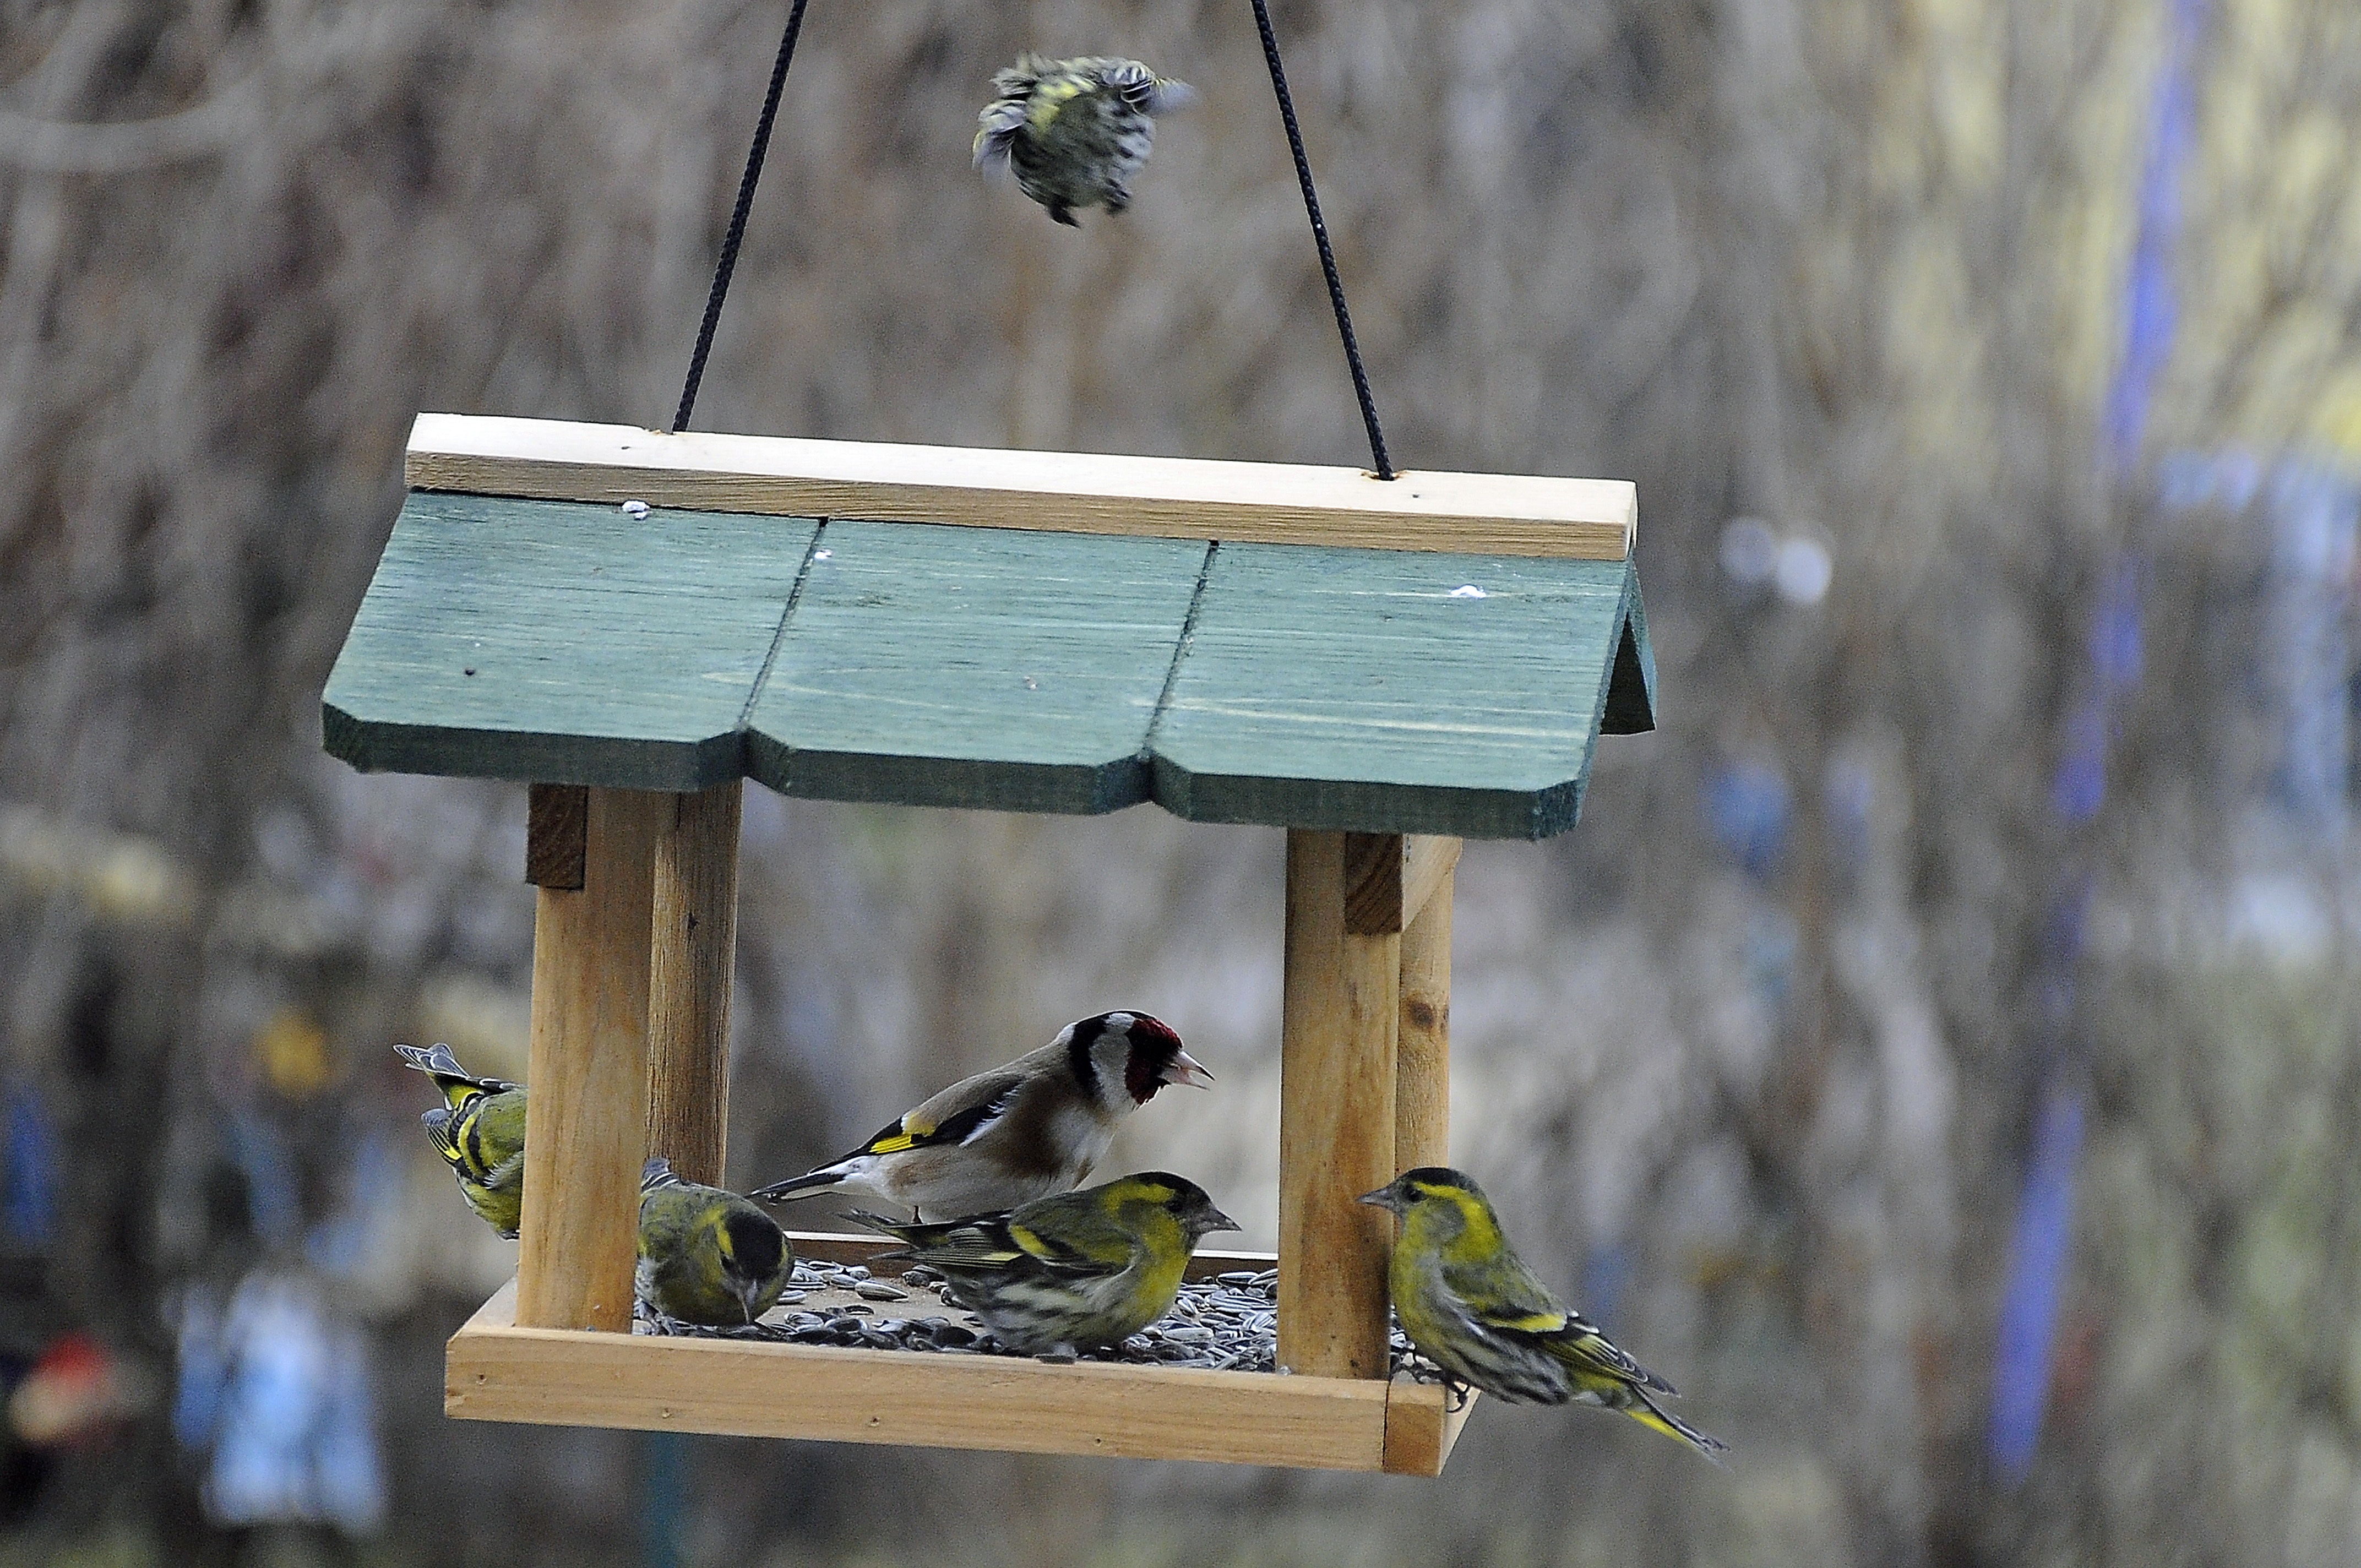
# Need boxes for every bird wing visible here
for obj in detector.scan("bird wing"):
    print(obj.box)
[1448,1251,1674,1395]
[973,100,1026,174]
[1002,1189,1139,1275]
[866,1213,1032,1272]
[482,1148,525,1195]
[420,1106,470,1173]
[851,1069,1029,1159]
[1539,1317,1675,1395]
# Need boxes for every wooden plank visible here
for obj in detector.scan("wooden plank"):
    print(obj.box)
[1150,546,1633,839]
[746,521,1205,814]
[1402,836,1462,931]
[645,782,741,1187]
[1342,834,1460,934]
[406,413,1635,562]
[516,788,667,1331]
[1341,832,1407,934]
[1279,830,1398,1381]
[447,1281,1395,1470]
[525,783,587,889]
[321,493,816,791]
[321,500,1654,840]
[1395,860,1452,1174]
[1381,1378,1478,1476]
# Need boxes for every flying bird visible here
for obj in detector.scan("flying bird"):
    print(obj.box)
[975,54,1194,226]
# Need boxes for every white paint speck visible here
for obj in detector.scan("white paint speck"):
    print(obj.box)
[813,549,833,561]
[1448,584,1488,599]
[621,499,650,519]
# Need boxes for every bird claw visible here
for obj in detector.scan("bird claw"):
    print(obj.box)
[1445,1376,1471,1413]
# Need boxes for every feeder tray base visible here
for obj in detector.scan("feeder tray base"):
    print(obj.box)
[447,1239,1475,1474]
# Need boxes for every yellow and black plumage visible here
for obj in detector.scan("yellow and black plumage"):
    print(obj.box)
[396,1042,527,1238]
[974,54,1193,226]
[637,1158,795,1327]
[1361,1167,1727,1461]
[854,1171,1236,1357]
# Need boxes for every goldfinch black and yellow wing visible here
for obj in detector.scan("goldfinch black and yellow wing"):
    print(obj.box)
[750,1069,1025,1203]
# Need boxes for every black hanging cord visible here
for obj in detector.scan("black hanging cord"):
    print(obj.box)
[676,0,1393,475]
[1246,0,1394,480]
[673,0,812,433]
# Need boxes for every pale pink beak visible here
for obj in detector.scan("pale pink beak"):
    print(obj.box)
[1161,1049,1216,1090]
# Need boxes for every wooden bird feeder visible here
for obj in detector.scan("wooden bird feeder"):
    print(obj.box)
[323,412,1655,1474]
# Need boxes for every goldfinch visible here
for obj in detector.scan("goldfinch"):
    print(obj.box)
[396,1042,526,1238]
[750,1011,1212,1222]
[855,1172,1236,1355]
[1361,1167,1728,1461]
[637,1158,795,1327]
[973,54,1194,226]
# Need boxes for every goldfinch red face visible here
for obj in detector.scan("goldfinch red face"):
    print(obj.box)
[1074,1011,1213,1109]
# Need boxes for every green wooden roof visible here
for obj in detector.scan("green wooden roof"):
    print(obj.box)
[322,491,1655,839]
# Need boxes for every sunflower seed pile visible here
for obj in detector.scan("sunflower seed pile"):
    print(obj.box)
[638,1259,1444,1381]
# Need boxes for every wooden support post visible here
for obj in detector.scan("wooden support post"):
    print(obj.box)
[1395,839,1456,1173]
[1279,830,1399,1380]
[517,786,667,1331]
[646,781,742,1188]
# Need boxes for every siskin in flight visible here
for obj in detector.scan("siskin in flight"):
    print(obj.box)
[750,1011,1212,1222]
[1361,1167,1728,1461]
[396,1042,526,1238]
[854,1171,1237,1357]
[974,54,1194,226]
[637,1158,796,1327]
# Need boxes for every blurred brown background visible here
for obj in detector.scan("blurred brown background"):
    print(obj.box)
[5,0,2361,1564]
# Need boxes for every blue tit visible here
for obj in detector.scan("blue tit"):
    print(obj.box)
[750,1011,1212,1223]
[396,1042,526,1238]
[637,1158,795,1327]
[975,55,1194,226]
[854,1171,1237,1357]
[1362,1167,1727,1461]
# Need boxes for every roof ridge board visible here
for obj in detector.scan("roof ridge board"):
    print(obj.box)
[404,413,1634,563]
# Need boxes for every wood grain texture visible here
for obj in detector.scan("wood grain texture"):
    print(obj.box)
[1396,863,1453,1174]
[405,413,1634,561]
[745,521,1205,815]
[646,783,740,1188]
[447,1281,1466,1473]
[1279,830,1399,1381]
[1402,836,1462,932]
[322,493,816,790]
[1341,832,1407,934]
[525,783,587,889]
[1150,546,1636,839]
[1341,834,1460,934]
[1381,1378,1478,1476]
[516,787,666,1331]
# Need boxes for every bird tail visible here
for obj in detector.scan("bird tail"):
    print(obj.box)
[748,1169,845,1204]
[841,1209,926,1245]
[1624,1386,1730,1464]
[395,1042,509,1106]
